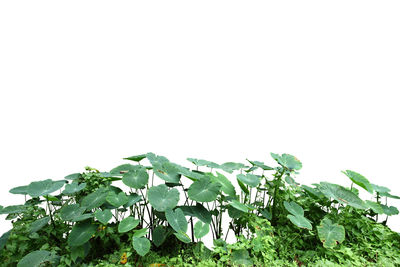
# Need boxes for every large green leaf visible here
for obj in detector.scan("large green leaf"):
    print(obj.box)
[132,237,151,256]
[302,185,325,199]
[231,249,253,266]
[179,203,212,224]
[318,182,366,209]
[237,173,261,188]
[81,187,109,210]
[152,226,167,247]
[365,200,384,214]
[118,217,139,233]
[68,222,97,247]
[27,179,66,197]
[9,185,29,195]
[94,209,112,225]
[271,153,302,170]
[188,177,221,202]
[283,201,304,217]
[219,162,247,173]
[62,182,86,195]
[123,193,142,208]
[174,231,191,243]
[287,215,312,230]
[342,170,373,193]
[17,250,59,267]
[381,204,399,216]
[380,191,400,199]
[153,162,181,184]
[0,230,11,250]
[317,218,345,248]
[65,173,82,180]
[210,172,236,197]
[122,167,149,189]
[148,184,180,212]
[165,208,187,233]
[110,164,141,175]
[60,204,85,221]
[71,213,94,222]
[106,191,128,208]
[229,200,249,213]
[194,221,209,239]
[0,205,27,214]
[29,216,50,233]
[371,183,390,194]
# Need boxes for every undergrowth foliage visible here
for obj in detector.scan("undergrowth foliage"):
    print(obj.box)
[1,152,399,266]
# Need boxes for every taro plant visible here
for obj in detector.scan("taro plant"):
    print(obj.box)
[0,152,399,266]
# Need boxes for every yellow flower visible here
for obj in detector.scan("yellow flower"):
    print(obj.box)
[120,252,128,265]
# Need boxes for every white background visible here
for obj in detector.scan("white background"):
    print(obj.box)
[1,0,399,242]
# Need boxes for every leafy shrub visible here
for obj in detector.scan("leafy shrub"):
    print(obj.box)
[0,152,399,266]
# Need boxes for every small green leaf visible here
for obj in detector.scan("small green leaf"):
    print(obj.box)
[68,222,97,247]
[237,179,250,195]
[148,184,180,212]
[132,237,151,256]
[65,173,82,180]
[246,159,274,170]
[194,221,209,239]
[287,214,312,230]
[94,209,112,225]
[187,158,220,169]
[317,218,345,248]
[118,217,139,233]
[124,154,147,162]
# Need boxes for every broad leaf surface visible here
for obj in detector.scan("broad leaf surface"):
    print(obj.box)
[148,184,180,211]
[237,173,261,187]
[94,209,112,224]
[165,208,187,233]
[319,182,366,209]
[68,222,97,247]
[342,170,373,193]
[27,179,66,197]
[122,167,149,189]
[194,221,209,239]
[132,237,151,256]
[118,217,139,233]
[81,187,109,210]
[317,218,345,248]
[188,177,221,202]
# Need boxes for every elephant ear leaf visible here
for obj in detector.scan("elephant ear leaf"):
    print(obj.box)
[317,218,345,248]
[188,176,221,202]
[284,201,312,230]
[132,237,151,256]
[271,153,302,171]
[17,250,59,267]
[342,170,373,193]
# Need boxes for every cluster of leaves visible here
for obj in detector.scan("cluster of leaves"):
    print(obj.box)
[0,152,399,266]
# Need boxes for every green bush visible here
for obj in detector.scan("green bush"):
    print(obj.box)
[0,152,399,266]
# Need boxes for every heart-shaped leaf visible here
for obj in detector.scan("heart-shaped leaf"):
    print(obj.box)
[287,214,312,230]
[17,250,59,267]
[165,208,187,233]
[59,204,85,221]
[122,167,149,189]
[317,218,345,248]
[318,182,366,210]
[153,162,181,184]
[209,172,236,197]
[9,185,29,195]
[81,187,109,210]
[106,191,128,208]
[237,174,261,188]
[283,201,304,217]
[148,184,180,212]
[152,226,167,247]
[219,162,247,174]
[132,237,151,256]
[94,209,112,224]
[118,217,139,233]
[342,170,373,193]
[188,177,221,202]
[62,182,86,195]
[68,222,97,247]
[194,221,209,239]
[27,179,66,197]
[29,217,50,233]
[271,153,302,171]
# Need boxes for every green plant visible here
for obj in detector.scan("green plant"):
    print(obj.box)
[1,152,399,266]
